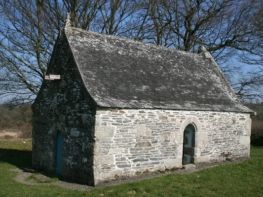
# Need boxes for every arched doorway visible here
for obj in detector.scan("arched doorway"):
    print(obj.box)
[55,131,64,176]
[182,124,195,165]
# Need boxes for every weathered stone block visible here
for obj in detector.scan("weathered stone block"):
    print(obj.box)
[70,128,80,137]
[95,126,115,139]
[239,136,250,145]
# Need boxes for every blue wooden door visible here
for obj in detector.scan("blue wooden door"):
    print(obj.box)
[55,132,63,176]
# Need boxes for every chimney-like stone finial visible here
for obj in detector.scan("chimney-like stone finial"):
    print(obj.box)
[199,45,213,59]
[199,45,208,53]
[65,13,72,29]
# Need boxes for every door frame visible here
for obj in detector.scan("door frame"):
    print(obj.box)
[182,124,196,165]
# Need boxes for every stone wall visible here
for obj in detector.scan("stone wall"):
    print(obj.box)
[32,32,96,185]
[93,109,251,185]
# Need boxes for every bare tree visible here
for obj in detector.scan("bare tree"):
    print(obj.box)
[139,0,259,61]
[139,0,262,101]
[229,0,263,102]
[244,0,263,64]
[93,0,142,36]
[0,0,50,103]
[231,68,263,102]
[0,0,103,104]
[0,0,262,103]
[62,0,105,29]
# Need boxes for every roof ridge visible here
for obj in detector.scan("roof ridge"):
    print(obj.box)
[65,26,201,58]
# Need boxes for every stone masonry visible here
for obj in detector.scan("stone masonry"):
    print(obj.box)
[93,109,251,185]
[32,32,96,185]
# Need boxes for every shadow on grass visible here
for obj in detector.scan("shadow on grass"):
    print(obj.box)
[251,136,263,146]
[0,148,32,170]
[0,148,60,183]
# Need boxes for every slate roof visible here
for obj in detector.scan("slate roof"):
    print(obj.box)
[64,26,252,113]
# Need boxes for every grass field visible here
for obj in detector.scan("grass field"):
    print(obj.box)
[0,139,262,197]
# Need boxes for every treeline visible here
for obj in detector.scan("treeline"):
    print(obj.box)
[0,105,32,138]
[248,103,263,120]
[248,103,263,145]
[0,103,262,141]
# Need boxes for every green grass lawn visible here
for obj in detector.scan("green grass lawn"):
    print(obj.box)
[0,139,262,197]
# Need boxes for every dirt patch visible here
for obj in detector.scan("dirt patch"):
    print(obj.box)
[14,169,37,186]
[13,169,92,191]
[0,129,22,139]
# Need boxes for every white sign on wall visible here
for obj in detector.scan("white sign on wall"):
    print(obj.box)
[45,74,61,80]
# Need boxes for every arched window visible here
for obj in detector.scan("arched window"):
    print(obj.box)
[182,124,195,165]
